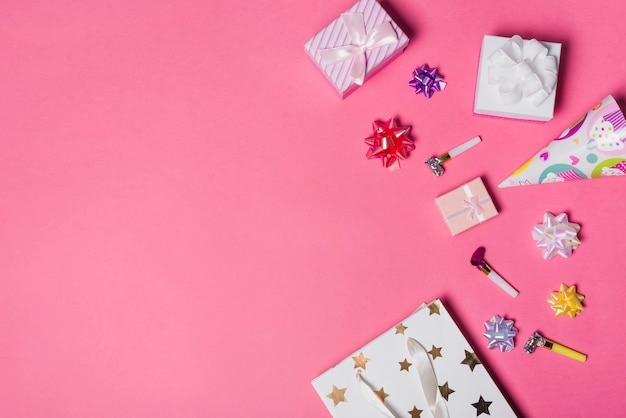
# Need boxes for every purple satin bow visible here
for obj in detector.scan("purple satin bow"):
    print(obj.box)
[409,64,446,98]
[483,315,518,352]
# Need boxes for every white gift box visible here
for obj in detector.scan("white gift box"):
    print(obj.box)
[474,35,561,122]
[312,300,517,417]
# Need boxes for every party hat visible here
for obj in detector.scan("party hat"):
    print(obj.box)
[499,95,626,188]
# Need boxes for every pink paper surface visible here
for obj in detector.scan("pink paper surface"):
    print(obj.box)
[0,0,625,417]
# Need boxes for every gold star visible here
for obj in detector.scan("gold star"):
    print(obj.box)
[428,345,443,360]
[428,302,440,315]
[326,385,347,406]
[395,323,408,334]
[374,387,389,403]
[352,352,370,369]
[408,406,423,417]
[438,381,455,400]
[472,395,492,416]
[399,358,412,371]
[461,349,482,372]
[548,283,584,318]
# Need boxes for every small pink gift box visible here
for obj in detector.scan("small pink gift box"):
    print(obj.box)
[304,0,409,98]
[435,177,498,235]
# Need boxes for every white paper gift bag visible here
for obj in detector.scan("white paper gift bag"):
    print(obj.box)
[312,300,517,417]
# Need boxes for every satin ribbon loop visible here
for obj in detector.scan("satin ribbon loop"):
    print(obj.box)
[318,13,398,85]
[487,35,557,106]
[355,338,449,418]
[355,370,396,418]
[461,195,486,220]
[407,338,449,418]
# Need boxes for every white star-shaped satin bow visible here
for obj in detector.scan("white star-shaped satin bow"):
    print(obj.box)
[532,212,581,260]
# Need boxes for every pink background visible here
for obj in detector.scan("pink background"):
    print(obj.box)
[1,0,624,416]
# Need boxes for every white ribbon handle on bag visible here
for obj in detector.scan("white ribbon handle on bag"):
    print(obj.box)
[356,370,396,418]
[318,13,398,85]
[356,338,450,418]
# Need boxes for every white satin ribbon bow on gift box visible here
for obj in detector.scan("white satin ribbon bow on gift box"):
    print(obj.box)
[487,35,558,106]
[318,13,398,85]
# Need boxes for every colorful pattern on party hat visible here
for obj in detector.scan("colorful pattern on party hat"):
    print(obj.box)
[556,170,584,181]
[608,161,626,174]
[604,109,626,131]
[499,95,626,188]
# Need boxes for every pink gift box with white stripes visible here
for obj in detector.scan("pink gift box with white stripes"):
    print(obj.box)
[304,0,409,98]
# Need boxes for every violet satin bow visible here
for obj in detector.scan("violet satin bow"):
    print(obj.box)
[318,13,398,85]
[483,315,518,352]
[487,35,558,106]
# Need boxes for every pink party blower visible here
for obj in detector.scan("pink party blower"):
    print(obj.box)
[471,247,519,298]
